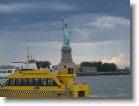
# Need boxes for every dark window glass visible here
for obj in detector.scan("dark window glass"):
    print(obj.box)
[9,79,15,86]
[3,71,7,73]
[48,79,57,86]
[8,70,12,73]
[72,69,73,73]
[41,79,47,86]
[28,79,34,86]
[53,80,57,86]
[6,78,57,86]
[68,68,71,74]
[15,79,21,86]
[47,78,54,86]
[21,79,27,86]
[68,68,73,74]
[79,68,82,72]
[34,78,40,86]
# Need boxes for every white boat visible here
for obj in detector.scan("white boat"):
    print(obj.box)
[0,56,38,87]
[0,67,18,79]
[0,55,37,79]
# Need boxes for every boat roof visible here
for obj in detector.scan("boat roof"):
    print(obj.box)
[5,69,56,79]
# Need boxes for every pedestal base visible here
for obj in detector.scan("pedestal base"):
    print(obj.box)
[56,46,75,69]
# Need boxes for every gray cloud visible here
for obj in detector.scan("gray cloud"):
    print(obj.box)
[89,16,130,28]
[0,0,130,68]
[0,14,130,44]
[0,2,76,13]
[0,3,31,12]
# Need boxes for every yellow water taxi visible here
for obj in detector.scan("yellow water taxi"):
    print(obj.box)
[0,67,89,97]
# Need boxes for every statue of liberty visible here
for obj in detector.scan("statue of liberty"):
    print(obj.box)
[61,17,71,46]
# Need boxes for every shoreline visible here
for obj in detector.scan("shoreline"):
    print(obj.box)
[76,72,130,76]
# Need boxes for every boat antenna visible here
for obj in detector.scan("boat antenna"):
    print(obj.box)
[26,47,30,61]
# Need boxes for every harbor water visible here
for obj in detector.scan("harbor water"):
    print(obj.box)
[76,75,131,98]
[0,75,131,98]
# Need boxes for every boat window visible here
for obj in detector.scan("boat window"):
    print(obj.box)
[3,71,8,73]
[8,70,12,73]
[68,68,73,74]
[21,79,28,86]
[28,79,34,86]
[28,60,36,64]
[15,79,21,86]
[47,79,53,86]
[6,78,57,86]
[41,79,47,86]
[34,78,40,86]
[47,78,57,86]
[9,79,15,86]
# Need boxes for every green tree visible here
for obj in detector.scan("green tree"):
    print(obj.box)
[80,61,117,72]
[100,63,117,72]
[91,61,103,72]
[36,61,51,69]
[80,61,91,67]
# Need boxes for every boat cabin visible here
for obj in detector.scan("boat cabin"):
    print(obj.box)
[0,68,89,97]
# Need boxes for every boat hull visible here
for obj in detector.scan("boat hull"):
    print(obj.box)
[0,90,89,97]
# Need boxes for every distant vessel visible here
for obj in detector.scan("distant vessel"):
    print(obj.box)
[0,46,38,79]
[0,55,37,79]
[0,65,18,79]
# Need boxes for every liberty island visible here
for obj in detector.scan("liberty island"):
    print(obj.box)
[55,17,97,74]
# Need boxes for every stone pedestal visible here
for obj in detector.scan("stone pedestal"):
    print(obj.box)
[57,46,75,69]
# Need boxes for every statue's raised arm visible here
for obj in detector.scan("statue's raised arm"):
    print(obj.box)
[61,17,71,47]
[61,17,65,27]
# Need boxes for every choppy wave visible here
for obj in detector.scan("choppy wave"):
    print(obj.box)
[89,94,130,98]
[77,75,131,98]
[89,95,109,98]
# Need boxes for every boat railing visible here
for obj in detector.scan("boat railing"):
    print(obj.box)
[0,65,19,69]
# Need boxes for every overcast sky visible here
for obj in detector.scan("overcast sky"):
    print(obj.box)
[0,0,130,68]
